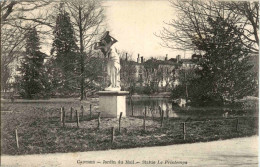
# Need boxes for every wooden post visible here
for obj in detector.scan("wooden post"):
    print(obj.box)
[90,104,92,118]
[15,129,19,149]
[183,122,186,140]
[76,110,79,128]
[143,107,147,131]
[158,106,161,117]
[166,109,169,120]
[236,119,239,132]
[119,112,123,133]
[81,105,84,119]
[130,95,134,116]
[70,107,73,121]
[150,108,154,121]
[160,110,164,127]
[60,107,63,123]
[111,127,114,143]
[97,112,101,129]
[62,107,65,127]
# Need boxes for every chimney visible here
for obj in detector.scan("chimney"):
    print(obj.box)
[165,54,168,61]
[141,56,144,63]
[137,53,140,63]
[126,53,128,61]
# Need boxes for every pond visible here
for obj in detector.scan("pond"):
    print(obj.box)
[126,97,258,119]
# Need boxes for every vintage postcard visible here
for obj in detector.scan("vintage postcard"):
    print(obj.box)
[1,0,258,166]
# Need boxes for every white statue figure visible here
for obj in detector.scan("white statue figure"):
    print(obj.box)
[94,31,121,91]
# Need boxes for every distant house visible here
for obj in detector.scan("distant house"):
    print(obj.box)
[169,54,181,63]
[180,54,201,70]
[135,54,146,86]
[121,53,181,91]
[181,59,194,69]
[120,52,206,92]
[157,60,178,89]
[170,54,202,88]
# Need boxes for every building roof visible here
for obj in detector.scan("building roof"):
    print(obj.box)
[181,59,194,64]
[156,60,179,65]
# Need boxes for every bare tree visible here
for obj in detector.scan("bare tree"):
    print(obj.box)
[1,27,26,91]
[158,64,176,92]
[64,0,105,100]
[226,1,259,54]
[1,1,52,91]
[156,0,259,54]
[119,51,137,91]
[1,1,52,24]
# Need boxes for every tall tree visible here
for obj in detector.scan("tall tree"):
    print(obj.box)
[143,58,162,93]
[51,7,79,94]
[192,16,257,104]
[18,28,46,99]
[64,0,105,100]
[157,0,259,54]
[226,2,259,54]
[171,66,199,100]
[1,1,52,24]
[1,1,53,91]
[119,51,137,91]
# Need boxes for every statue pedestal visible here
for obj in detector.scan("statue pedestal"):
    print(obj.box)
[97,91,129,118]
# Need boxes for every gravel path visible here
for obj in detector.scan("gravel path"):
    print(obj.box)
[1,136,258,167]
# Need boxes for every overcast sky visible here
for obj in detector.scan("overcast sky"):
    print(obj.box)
[40,0,192,60]
[103,0,192,60]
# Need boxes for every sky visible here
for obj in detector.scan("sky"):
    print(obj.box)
[103,0,192,60]
[39,0,192,60]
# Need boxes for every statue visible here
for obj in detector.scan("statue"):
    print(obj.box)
[94,31,121,91]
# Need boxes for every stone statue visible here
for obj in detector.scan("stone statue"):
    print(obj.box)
[94,31,121,91]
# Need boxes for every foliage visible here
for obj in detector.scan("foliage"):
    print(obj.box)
[177,68,198,85]
[1,62,12,92]
[225,1,259,54]
[48,1,105,98]
[50,8,79,95]
[142,58,161,93]
[191,16,258,104]
[1,1,52,92]
[157,0,259,54]
[171,67,199,100]
[64,0,105,100]
[171,85,186,100]
[119,51,137,92]
[83,56,105,94]
[170,16,258,106]
[143,58,160,70]
[18,28,48,99]
[158,65,175,92]
[143,83,157,95]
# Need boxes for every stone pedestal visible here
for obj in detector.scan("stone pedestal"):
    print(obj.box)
[97,91,129,118]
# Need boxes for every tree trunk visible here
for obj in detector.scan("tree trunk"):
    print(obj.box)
[78,6,84,100]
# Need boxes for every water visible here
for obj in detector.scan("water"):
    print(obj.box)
[126,97,258,118]
[126,97,179,118]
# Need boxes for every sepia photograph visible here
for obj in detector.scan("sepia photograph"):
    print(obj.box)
[1,0,259,166]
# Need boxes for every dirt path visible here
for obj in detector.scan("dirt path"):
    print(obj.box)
[1,136,258,167]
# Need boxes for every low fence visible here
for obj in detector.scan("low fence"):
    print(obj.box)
[13,104,258,150]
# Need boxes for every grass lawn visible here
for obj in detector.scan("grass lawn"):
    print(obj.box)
[1,98,258,155]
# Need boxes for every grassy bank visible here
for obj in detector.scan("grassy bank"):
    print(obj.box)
[1,100,258,155]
